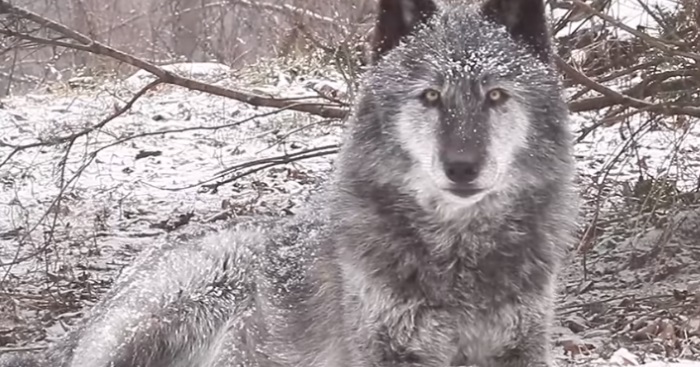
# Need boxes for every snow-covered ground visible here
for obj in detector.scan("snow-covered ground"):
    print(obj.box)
[2,59,696,266]
[1,0,700,356]
[0,58,698,367]
[0,61,343,267]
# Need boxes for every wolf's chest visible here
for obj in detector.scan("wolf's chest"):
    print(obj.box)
[355,294,525,366]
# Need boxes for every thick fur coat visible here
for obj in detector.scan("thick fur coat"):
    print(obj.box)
[0,0,577,366]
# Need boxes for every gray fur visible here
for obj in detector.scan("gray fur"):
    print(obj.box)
[0,0,577,366]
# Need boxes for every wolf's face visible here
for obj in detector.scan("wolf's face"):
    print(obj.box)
[360,0,571,209]
[385,48,535,204]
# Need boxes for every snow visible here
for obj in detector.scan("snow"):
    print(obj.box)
[573,111,700,190]
[1,1,699,363]
[641,361,700,367]
[123,62,233,91]
[0,61,343,270]
[598,348,700,367]
[552,0,678,39]
[2,60,699,364]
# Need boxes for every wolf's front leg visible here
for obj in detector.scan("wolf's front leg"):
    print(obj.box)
[484,326,554,367]
[365,327,457,367]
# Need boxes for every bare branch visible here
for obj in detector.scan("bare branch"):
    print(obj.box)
[234,0,338,26]
[556,56,700,117]
[0,0,349,119]
[203,144,339,193]
[569,0,700,62]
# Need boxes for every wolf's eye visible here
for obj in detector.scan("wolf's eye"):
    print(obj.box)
[486,89,508,105]
[421,89,441,106]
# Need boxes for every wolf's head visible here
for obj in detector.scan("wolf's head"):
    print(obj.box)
[339,0,573,218]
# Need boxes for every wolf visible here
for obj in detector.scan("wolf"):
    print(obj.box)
[0,0,577,366]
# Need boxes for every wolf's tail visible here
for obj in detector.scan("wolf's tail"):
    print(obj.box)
[1,229,262,367]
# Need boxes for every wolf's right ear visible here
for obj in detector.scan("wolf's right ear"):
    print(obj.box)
[370,0,438,63]
[481,0,552,62]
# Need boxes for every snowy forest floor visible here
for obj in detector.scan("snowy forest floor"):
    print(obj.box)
[0,59,699,367]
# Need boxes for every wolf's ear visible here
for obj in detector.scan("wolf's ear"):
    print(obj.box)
[370,0,438,63]
[481,0,552,62]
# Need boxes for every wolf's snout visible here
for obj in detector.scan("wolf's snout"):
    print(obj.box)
[443,151,481,185]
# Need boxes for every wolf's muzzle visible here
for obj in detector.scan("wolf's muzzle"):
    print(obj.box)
[443,150,480,183]
[442,149,484,197]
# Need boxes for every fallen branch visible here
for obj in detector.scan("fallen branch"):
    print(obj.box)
[0,346,47,354]
[556,55,700,118]
[203,144,340,193]
[0,0,348,119]
[570,0,700,62]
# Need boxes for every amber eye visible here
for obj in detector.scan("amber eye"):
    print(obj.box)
[421,88,441,106]
[486,88,508,105]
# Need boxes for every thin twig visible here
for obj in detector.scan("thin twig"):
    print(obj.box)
[203,145,339,192]
[570,0,700,62]
[0,346,48,354]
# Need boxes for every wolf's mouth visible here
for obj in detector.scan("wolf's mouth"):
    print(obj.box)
[446,185,483,198]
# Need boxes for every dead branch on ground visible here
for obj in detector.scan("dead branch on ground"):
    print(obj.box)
[0,1,348,119]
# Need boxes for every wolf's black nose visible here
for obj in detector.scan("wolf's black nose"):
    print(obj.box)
[443,153,480,184]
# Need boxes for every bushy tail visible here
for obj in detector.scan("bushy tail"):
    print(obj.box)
[2,229,261,367]
[0,351,45,367]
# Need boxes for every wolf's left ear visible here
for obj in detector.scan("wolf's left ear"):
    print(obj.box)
[481,0,552,62]
[370,0,438,63]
